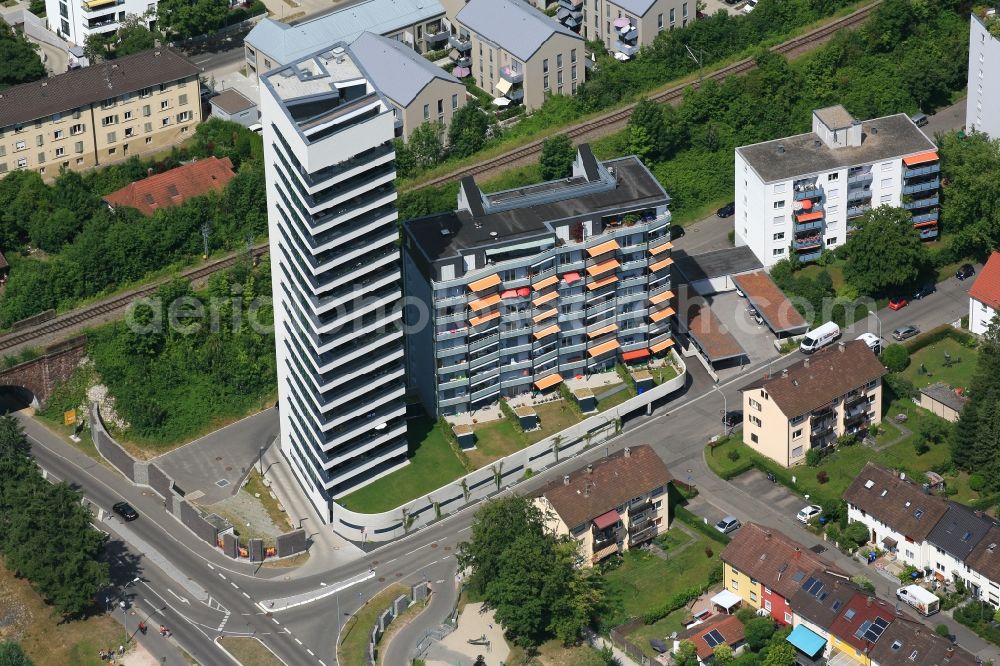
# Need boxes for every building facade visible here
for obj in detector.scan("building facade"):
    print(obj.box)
[556,0,687,58]
[402,145,675,418]
[739,340,886,467]
[0,48,200,180]
[260,45,409,521]
[534,445,672,566]
[966,11,1000,139]
[457,0,586,109]
[734,106,940,269]
[244,0,448,82]
[968,251,1000,336]
[46,0,155,48]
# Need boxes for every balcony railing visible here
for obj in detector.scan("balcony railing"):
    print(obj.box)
[449,34,471,51]
[911,211,939,224]
[847,172,873,185]
[499,67,524,84]
[903,163,940,179]
[614,41,639,57]
[847,188,872,202]
[797,250,822,263]
[793,186,823,201]
[902,178,940,196]
[793,219,824,233]
[793,236,823,251]
[902,195,939,210]
[425,30,449,46]
[846,204,871,218]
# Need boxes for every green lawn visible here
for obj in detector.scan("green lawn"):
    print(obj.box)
[798,262,846,290]
[705,399,972,507]
[900,337,978,390]
[628,607,691,659]
[338,417,468,513]
[602,533,720,626]
[597,383,634,412]
[524,399,582,444]
[652,364,679,385]
[337,584,409,666]
[467,417,522,469]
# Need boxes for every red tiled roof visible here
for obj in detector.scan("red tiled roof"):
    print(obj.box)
[677,614,745,660]
[827,591,898,653]
[684,302,745,362]
[969,252,1000,309]
[732,271,808,333]
[102,157,237,216]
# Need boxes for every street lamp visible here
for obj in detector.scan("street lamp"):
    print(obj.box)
[868,310,882,340]
[121,577,140,645]
[712,382,727,438]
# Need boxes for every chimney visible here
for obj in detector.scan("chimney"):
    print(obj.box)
[148,167,154,176]
[866,596,873,607]
[794,547,801,559]
[946,647,955,658]
[782,369,788,378]
[624,447,631,458]
[838,341,845,352]
[586,464,593,475]
[804,358,810,368]
[765,531,772,540]
[563,474,570,486]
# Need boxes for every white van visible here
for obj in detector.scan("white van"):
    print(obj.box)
[856,333,885,354]
[896,585,939,616]
[799,321,840,354]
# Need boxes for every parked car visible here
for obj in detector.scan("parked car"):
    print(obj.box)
[716,202,735,218]
[742,0,758,12]
[797,504,822,523]
[670,225,686,239]
[956,264,976,280]
[910,113,929,127]
[722,411,743,428]
[888,296,908,311]
[113,501,138,521]
[913,283,936,300]
[799,321,840,354]
[856,333,885,354]
[892,325,920,341]
[715,516,742,534]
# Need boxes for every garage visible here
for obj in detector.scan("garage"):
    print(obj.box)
[673,247,763,296]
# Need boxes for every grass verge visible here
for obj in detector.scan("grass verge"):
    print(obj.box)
[338,584,409,666]
[218,637,284,666]
[243,469,294,532]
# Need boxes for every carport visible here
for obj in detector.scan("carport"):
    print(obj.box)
[732,271,810,339]
[672,247,763,296]
[680,301,747,369]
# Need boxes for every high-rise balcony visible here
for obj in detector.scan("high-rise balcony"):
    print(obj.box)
[903,163,940,179]
[499,66,524,84]
[614,41,639,57]
[793,186,824,201]
[919,227,939,240]
[902,178,939,196]
[793,235,823,251]
[846,204,871,219]
[847,171,873,186]
[902,195,938,210]
[425,29,449,47]
[797,250,822,263]
[847,188,872,202]
[449,33,471,51]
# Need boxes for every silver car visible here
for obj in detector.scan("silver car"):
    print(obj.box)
[715,516,742,534]
[892,325,920,341]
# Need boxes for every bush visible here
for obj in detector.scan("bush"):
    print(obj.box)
[842,522,871,550]
[851,575,875,593]
[914,440,930,455]
[727,449,741,462]
[806,448,822,467]
[969,474,986,492]
[816,470,829,484]
[884,374,918,401]
[881,344,910,372]
[935,624,951,638]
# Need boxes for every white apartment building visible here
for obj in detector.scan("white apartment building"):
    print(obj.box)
[734,106,939,269]
[966,10,1000,139]
[47,0,156,47]
[260,45,409,522]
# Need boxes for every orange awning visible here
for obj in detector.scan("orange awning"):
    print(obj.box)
[903,151,939,167]
[586,274,618,291]
[562,272,582,284]
[469,310,500,327]
[621,349,650,361]
[796,211,824,222]
[533,274,558,290]
[650,307,675,323]
[649,290,674,305]
[532,308,557,323]
[914,219,938,228]
[587,323,618,339]
[533,290,558,307]
[586,259,620,277]
[588,338,621,357]
[649,241,673,255]
[586,239,620,257]
[468,273,501,292]
[533,324,560,340]
[469,293,501,311]
[534,373,562,390]
[650,338,675,353]
[650,257,674,272]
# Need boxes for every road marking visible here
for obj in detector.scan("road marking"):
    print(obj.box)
[272,618,280,625]
[295,638,302,645]
[230,582,239,589]
[218,573,227,580]
[166,588,190,605]
[242,592,250,599]
[308,649,315,656]
[206,563,215,570]
[284,628,292,635]
[257,571,375,612]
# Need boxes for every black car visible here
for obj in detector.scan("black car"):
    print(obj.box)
[722,410,743,428]
[716,202,735,218]
[669,225,685,239]
[956,264,976,281]
[113,501,138,521]
[913,283,936,300]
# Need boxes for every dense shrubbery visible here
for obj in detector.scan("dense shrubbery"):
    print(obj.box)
[0,119,265,327]
[0,22,45,90]
[0,417,109,616]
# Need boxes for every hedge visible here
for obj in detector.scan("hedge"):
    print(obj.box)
[903,325,976,354]
[641,583,710,624]
[674,505,731,546]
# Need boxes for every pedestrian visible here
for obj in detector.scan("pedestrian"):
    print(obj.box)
[119,644,125,655]
[98,649,106,660]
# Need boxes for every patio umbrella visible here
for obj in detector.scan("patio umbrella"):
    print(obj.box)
[613,17,630,28]
[492,97,512,107]
[452,66,470,77]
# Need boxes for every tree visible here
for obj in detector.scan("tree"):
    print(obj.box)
[842,206,929,296]
[539,134,576,181]
[743,617,776,651]
[629,98,667,160]
[0,22,45,90]
[85,13,160,61]
[714,643,735,665]
[880,344,910,372]
[156,0,229,40]
[448,100,496,159]
[0,642,34,666]
[842,521,871,550]
[392,138,417,180]
[456,497,601,646]
[674,640,699,666]
[625,124,654,165]
[408,122,446,171]
[953,318,1000,475]
[762,640,796,666]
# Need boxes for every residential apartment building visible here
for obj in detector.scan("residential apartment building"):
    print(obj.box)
[534,445,672,566]
[46,0,156,48]
[348,31,466,139]
[457,0,586,110]
[966,526,1000,608]
[557,0,687,58]
[244,0,448,82]
[402,145,675,418]
[739,340,886,467]
[260,44,408,521]
[966,10,1000,139]
[734,105,940,269]
[968,251,1000,336]
[0,48,200,180]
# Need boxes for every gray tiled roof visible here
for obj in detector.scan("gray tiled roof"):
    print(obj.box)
[919,382,969,414]
[926,502,996,561]
[349,32,461,107]
[245,0,445,67]
[610,0,658,16]
[456,0,582,61]
[0,48,199,127]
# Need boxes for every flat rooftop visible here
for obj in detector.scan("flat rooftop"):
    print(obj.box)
[672,247,762,283]
[732,271,809,335]
[683,302,745,363]
[262,46,364,102]
[737,113,936,183]
[405,156,668,263]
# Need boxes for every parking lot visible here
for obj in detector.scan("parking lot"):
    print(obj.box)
[705,290,781,366]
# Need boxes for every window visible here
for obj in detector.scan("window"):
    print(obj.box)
[772,215,783,224]
[36,135,43,147]
[773,200,785,209]
[682,1,687,17]
[773,248,785,256]
[160,100,170,110]
[882,162,893,171]
[669,7,675,22]
[0,146,4,157]
[750,415,762,427]
[158,83,168,93]
[452,94,458,110]
[826,237,837,246]
[880,193,892,204]
[750,591,758,602]
[144,122,153,133]
[543,58,549,73]
[107,132,116,143]
[543,75,549,90]
[792,445,803,457]
[557,54,563,68]
[143,105,151,117]
[731,580,739,590]
[37,152,44,164]
[102,115,117,127]
[571,48,577,63]
[750,398,762,411]
[76,157,84,164]
[145,137,152,144]
[124,127,134,138]
[177,111,192,123]
[101,98,116,109]
[0,163,5,173]
[55,146,65,157]
[423,104,429,120]
[764,599,772,611]
[108,147,116,155]
[14,140,25,151]
[571,65,577,81]
[52,112,62,122]
[54,129,64,139]
[773,232,785,241]
[437,99,443,115]
[828,172,839,181]
[827,204,839,216]
[140,87,152,98]
[161,117,171,127]
[751,433,759,443]
[557,70,563,85]
[123,111,133,121]
[657,13,662,28]
[75,141,84,154]
[793,428,803,439]
[17,157,27,168]
[880,178,892,188]
[773,183,786,193]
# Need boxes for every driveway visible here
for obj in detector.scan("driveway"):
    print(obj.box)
[705,291,780,365]
[922,97,968,143]
[673,213,732,255]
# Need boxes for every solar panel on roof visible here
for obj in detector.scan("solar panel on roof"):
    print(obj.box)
[801,576,817,591]
[863,617,889,643]
[704,629,725,648]
[855,620,873,640]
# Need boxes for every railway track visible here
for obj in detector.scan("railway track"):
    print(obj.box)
[0,245,270,354]
[406,1,880,192]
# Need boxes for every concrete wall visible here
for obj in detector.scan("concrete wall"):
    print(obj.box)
[0,336,86,406]
[328,352,687,543]
[967,14,1000,139]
